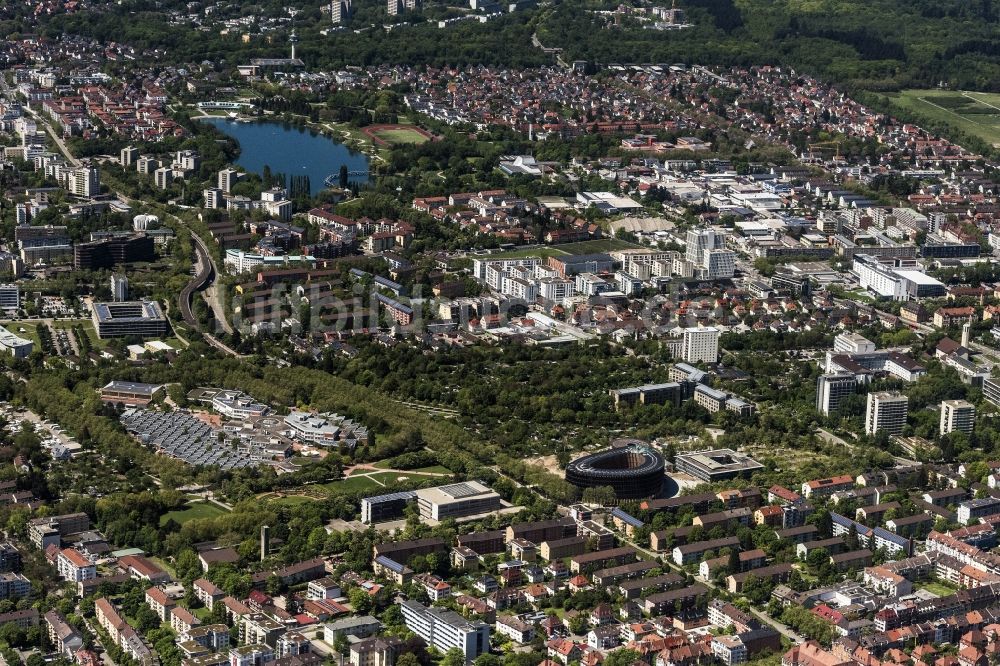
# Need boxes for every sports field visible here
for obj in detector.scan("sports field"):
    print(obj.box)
[363,123,434,146]
[886,90,1000,146]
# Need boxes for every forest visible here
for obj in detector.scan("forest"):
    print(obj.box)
[13,0,999,93]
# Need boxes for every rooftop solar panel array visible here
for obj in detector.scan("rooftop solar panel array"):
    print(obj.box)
[120,409,267,470]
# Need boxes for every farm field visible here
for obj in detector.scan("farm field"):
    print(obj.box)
[885,89,1000,147]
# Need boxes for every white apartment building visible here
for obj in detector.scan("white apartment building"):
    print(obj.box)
[154,167,178,190]
[816,372,857,417]
[685,228,734,279]
[218,168,241,193]
[65,167,99,197]
[111,274,128,302]
[503,276,537,302]
[539,277,574,302]
[57,548,95,582]
[203,188,224,209]
[230,645,274,666]
[865,392,908,436]
[940,399,975,436]
[704,249,736,279]
[611,249,676,275]
[120,146,139,166]
[400,600,489,662]
[686,228,725,265]
[833,332,876,355]
[136,156,158,175]
[682,327,719,364]
[575,272,612,297]
[223,249,316,275]
[474,257,541,283]
[262,199,293,222]
[173,150,201,172]
[672,257,695,278]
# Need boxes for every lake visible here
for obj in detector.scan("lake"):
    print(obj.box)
[202,118,370,196]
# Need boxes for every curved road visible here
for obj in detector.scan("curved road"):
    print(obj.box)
[108,192,237,353]
[179,231,213,328]
[0,67,242,359]
[180,232,242,357]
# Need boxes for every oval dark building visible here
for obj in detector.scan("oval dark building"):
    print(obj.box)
[565,443,665,500]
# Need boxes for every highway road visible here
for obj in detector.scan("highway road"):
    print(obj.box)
[180,232,212,326]
[109,191,239,355]
[172,213,234,337]
[189,228,234,335]
[177,227,242,357]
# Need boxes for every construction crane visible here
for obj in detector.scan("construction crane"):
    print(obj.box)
[807,139,844,162]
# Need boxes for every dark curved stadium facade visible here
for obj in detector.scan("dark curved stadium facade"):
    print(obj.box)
[565,443,665,500]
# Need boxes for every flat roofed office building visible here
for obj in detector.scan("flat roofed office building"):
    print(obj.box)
[92,301,168,339]
[675,448,763,481]
[414,481,502,521]
[360,491,418,524]
[0,284,19,311]
[100,381,164,406]
[0,325,32,358]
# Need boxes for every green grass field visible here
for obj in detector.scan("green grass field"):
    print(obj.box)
[558,238,642,254]
[491,237,642,260]
[366,471,412,484]
[412,465,452,474]
[370,458,450,474]
[371,127,430,145]
[366,470,447,484]
[917,579,959,597]
[148,555,178,578]
[886,89,1000,146]
[488,247,571,260]
[320,475,382,492]
[160,501,229,526]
